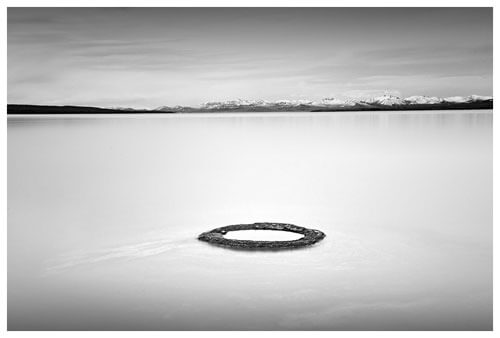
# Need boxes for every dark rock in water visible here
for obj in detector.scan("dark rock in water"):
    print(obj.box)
[198,222,326,250]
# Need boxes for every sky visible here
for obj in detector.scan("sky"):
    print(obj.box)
[8,7,493,109]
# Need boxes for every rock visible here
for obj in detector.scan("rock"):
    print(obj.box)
[198,222,326,250]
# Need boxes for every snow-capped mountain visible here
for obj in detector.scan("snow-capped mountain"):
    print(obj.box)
[468,95,493,102]
[443,96,469,103]
[443,95,493,103]
[362,95,406,106]
[199,99,323,110]
[10,93,491,115]
[404,96,443,105]
[200,99,272,109]
[316,97,356,106]
[275,99,314,106]
[154,105,191,112]
[153,94,492,112]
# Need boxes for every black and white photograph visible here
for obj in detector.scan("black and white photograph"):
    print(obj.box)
[4,2,495,332]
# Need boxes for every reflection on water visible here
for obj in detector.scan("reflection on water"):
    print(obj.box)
[8,111,492,330]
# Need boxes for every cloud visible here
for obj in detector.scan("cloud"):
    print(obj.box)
[7,8,493,107]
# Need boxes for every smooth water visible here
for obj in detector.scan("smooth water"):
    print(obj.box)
[8,111,492,330]
[224,230,304,241]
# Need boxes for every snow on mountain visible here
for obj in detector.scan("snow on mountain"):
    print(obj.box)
[364,95,406,106]
[404,96,442,105]
[154,105,186,111]
[154,106,171,111]
[275,99,314,106]
[202,97,358,108]
[466,95,493,102]
[443,95,492,103]
[442,96,469,103]
[201,99,319,109]
[201,99,276,109]
[316,97,356,106]
[154,94,492,111]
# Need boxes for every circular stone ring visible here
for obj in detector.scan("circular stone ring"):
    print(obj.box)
[198,222,326,250]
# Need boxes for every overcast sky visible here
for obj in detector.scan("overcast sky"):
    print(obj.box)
[8,8,492,108]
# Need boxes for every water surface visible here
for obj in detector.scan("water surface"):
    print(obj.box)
[8,110,492,330]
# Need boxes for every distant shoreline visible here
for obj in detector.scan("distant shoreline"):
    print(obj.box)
[7,101,493,115]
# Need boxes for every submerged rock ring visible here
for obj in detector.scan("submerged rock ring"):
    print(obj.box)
[198,222,326,250]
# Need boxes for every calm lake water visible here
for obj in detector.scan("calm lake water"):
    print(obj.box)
[8,110,492,330]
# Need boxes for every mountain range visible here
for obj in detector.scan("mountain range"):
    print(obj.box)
[153,95,493,113]
[7,94,493,114]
